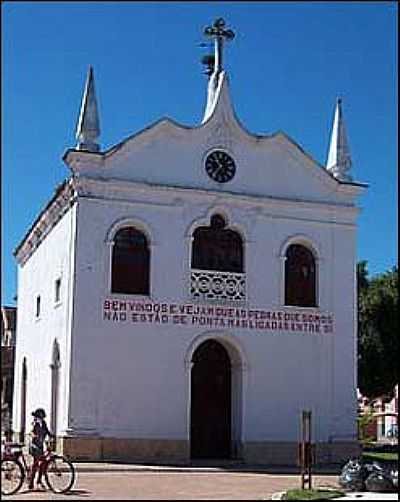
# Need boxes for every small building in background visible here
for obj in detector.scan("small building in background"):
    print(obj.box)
[357,386,398,443]
[375,385,398,442]
[1,306,17,436]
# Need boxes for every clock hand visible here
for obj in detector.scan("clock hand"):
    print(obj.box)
[213,160,222,173]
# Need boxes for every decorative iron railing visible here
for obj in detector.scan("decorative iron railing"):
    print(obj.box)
[191,269,246,301]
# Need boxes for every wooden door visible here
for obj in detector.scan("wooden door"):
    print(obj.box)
[190,340,231,459]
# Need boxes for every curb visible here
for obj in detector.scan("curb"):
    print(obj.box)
[73,464,244,473]
[268,489,400,501]
[71,462,343,475]
[270,487,347,501]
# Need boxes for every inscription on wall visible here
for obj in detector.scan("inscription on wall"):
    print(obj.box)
[103,299,334,334]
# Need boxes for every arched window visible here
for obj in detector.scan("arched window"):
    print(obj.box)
[111,227,150,295]
[191,214,243,273]
[285,244,317,307]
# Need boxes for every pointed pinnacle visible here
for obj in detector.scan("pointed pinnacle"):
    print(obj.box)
[76,66,101,152]
[326,97,352,182]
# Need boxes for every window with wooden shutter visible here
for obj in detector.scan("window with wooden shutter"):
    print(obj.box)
[191,214,243,273]
[111,227,150,295]
[285,244,316,307]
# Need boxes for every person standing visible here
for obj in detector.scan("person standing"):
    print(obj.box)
[28,408,54,490]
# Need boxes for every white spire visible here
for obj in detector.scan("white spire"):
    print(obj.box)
[76,66,100,152]
[202,70,222,123]
[202,70,235,124]
[202,18,235,124]
[326,98,353,182]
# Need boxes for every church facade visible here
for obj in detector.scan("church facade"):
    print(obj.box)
[12,19,366,464]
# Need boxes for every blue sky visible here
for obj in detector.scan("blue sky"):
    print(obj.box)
[2,2,398,305]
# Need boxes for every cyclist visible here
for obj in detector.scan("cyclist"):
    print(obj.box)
[28,408,54,490]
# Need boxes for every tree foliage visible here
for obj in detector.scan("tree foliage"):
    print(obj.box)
[357,261,398,398]
[357,407,376,445]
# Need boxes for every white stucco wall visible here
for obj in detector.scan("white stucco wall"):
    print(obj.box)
[65,178,360,445]
[12,204,77,436]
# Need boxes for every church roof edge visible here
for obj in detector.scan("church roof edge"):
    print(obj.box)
[13,178,74,262]
[64,118,367,191]
[268,131,368,189]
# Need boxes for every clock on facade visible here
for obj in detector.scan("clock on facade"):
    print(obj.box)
[205,150,236,183]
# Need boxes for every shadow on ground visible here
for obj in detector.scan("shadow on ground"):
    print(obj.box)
[74,459,342,476]
[62,489,91,497]
[16,488,91,497]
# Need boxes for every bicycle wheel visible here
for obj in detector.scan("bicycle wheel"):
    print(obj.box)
[44,455,75,493]
[1,459,25,495]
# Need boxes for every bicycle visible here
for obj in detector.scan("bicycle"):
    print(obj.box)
[1,441,75,496]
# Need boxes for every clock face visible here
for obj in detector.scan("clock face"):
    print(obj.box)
[205,150,236,183]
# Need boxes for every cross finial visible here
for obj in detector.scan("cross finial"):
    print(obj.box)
[204,18,235,73]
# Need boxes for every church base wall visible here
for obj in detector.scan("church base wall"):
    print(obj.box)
[58,436,361,466]
[242,441,361,466]
[315,441,362,465]
[59,436,189,463]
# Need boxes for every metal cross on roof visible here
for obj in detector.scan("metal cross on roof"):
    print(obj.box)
[204,18,235,73]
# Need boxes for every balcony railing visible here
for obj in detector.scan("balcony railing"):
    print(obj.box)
[191,269,246,301]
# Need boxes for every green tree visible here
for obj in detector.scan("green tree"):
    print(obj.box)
[357,262,398,398]
[357,407,376,445]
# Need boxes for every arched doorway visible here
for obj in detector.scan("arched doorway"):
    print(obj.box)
[190,339,231,459]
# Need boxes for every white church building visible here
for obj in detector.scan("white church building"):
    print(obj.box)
[12,19,367,464]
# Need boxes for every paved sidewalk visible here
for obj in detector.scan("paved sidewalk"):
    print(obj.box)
[336,493,398,500]
[2,462,341,500]
[71,460,342,474]
[6,461,396,500]
[3,470,341,500]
